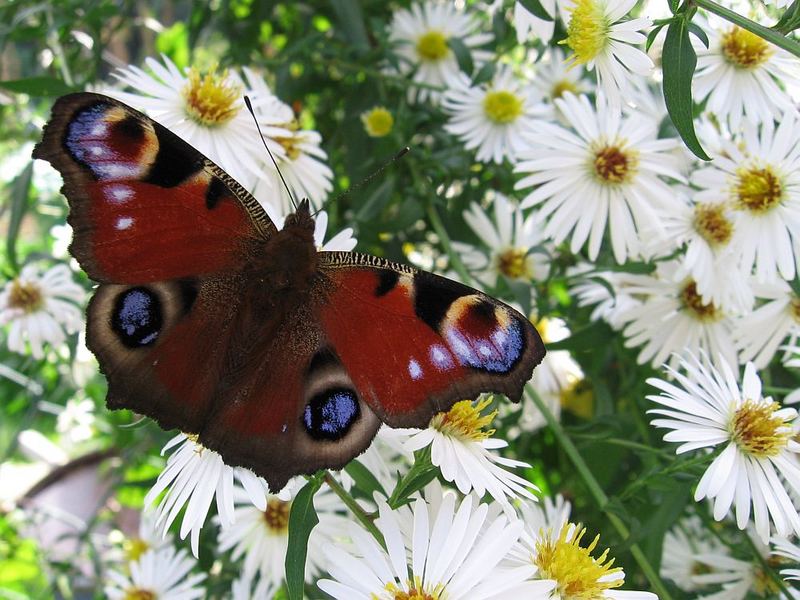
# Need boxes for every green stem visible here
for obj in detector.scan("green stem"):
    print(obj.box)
[425,200,473,284]
[569,434,674,457]
[528,386,674,600]
[323,472,385,548]
[693,0,800,57]
[46,7,74,87]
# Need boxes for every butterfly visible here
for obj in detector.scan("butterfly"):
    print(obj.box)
[33,92,546,491]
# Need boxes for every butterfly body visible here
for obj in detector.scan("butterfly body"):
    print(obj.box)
[34,92,545,490]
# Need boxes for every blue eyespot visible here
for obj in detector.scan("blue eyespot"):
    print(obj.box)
[303,388,359,441]
[112,287,162,348]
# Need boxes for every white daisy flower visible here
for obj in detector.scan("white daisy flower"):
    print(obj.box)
[772,535,800,583]
[562,0,654,108]
[453,193,551,289]
[660,515,728,592]
[0,263,84,359]
[619,261,738,369]
[252,127,334,217]
[120,511,173,564]
[318,492,553,599]
[647,353,800,543]
[692,112,800,283]
[396,397,539,512]
[735,280,800,369]
[515,317,586,431]
[511,520,657,599]
[216,477,349,589]
[694,24,800,129]
[55,397,96,445]
[105,546,205,600]
[645,190,753,314]
[515,93,683,263]
[527,48,590,105]
[388,1,493,104]
[107,56,292,189]
[442,66,542,164]
[691,533,800,599]
[514,0,571,44]
[567,265,646,330]
[144,433,270,557]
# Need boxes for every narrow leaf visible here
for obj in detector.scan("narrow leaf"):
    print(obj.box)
[285,475,323,600]
[448,37,474,76]
[388,448,438,508]
[661,16,711,161]
[519,0,554,21]
[687,22,709,48]
[0,77,74,97]
[344,460,386,498]
[6,161,34,271]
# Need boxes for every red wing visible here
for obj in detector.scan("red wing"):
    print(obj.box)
[316,252,546,428]
[33,92,275,284]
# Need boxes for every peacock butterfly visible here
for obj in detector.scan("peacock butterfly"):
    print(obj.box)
[33,92,546,491]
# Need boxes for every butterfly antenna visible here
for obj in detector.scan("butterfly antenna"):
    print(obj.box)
[315,146,410,217]
[243,95,298,212]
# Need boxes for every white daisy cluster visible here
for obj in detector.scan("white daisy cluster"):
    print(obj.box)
[10,0,800,597]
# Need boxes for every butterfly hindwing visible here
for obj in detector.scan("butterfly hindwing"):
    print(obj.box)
[32,92,275,284]
[315,252,546,428]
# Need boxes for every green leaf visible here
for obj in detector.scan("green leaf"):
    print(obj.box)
[388,447,438,508]
[344,460,386,498]
[448,37,474,76]
[285,475,323,600]
[773,0,800,34]
[472,61,496,86]
[661,16,711,161]
[156,22,189,69]
[330,0,370,53]
[519,0,554,21]
[645,23,667,52]
[687,22,709,48]
[5,161,33,272]
[0,77,74,97]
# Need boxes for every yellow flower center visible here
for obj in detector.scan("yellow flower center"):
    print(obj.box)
[680,281,720,322]
[416,30,450,61]
[535,524,624,599]
[791,296,800,323]
[123,538,149,562]
[752,565,781,596]
[362,107,394,137]
[722,27,773,70]
[123,589,156,600]
[263,497,292,534]
[552,79,579,100]
[430,397,496,441]
[693,203,733,247]
[182,66,241,127]
[382,580,441,600]
[8,279,44,313]
[496,247,531,279]
[730,399,791,458]
[560,378,594,420]
[733,166,783,213]
[483,90,524,124]
[592,144,638,184]
[565,0,609,64]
